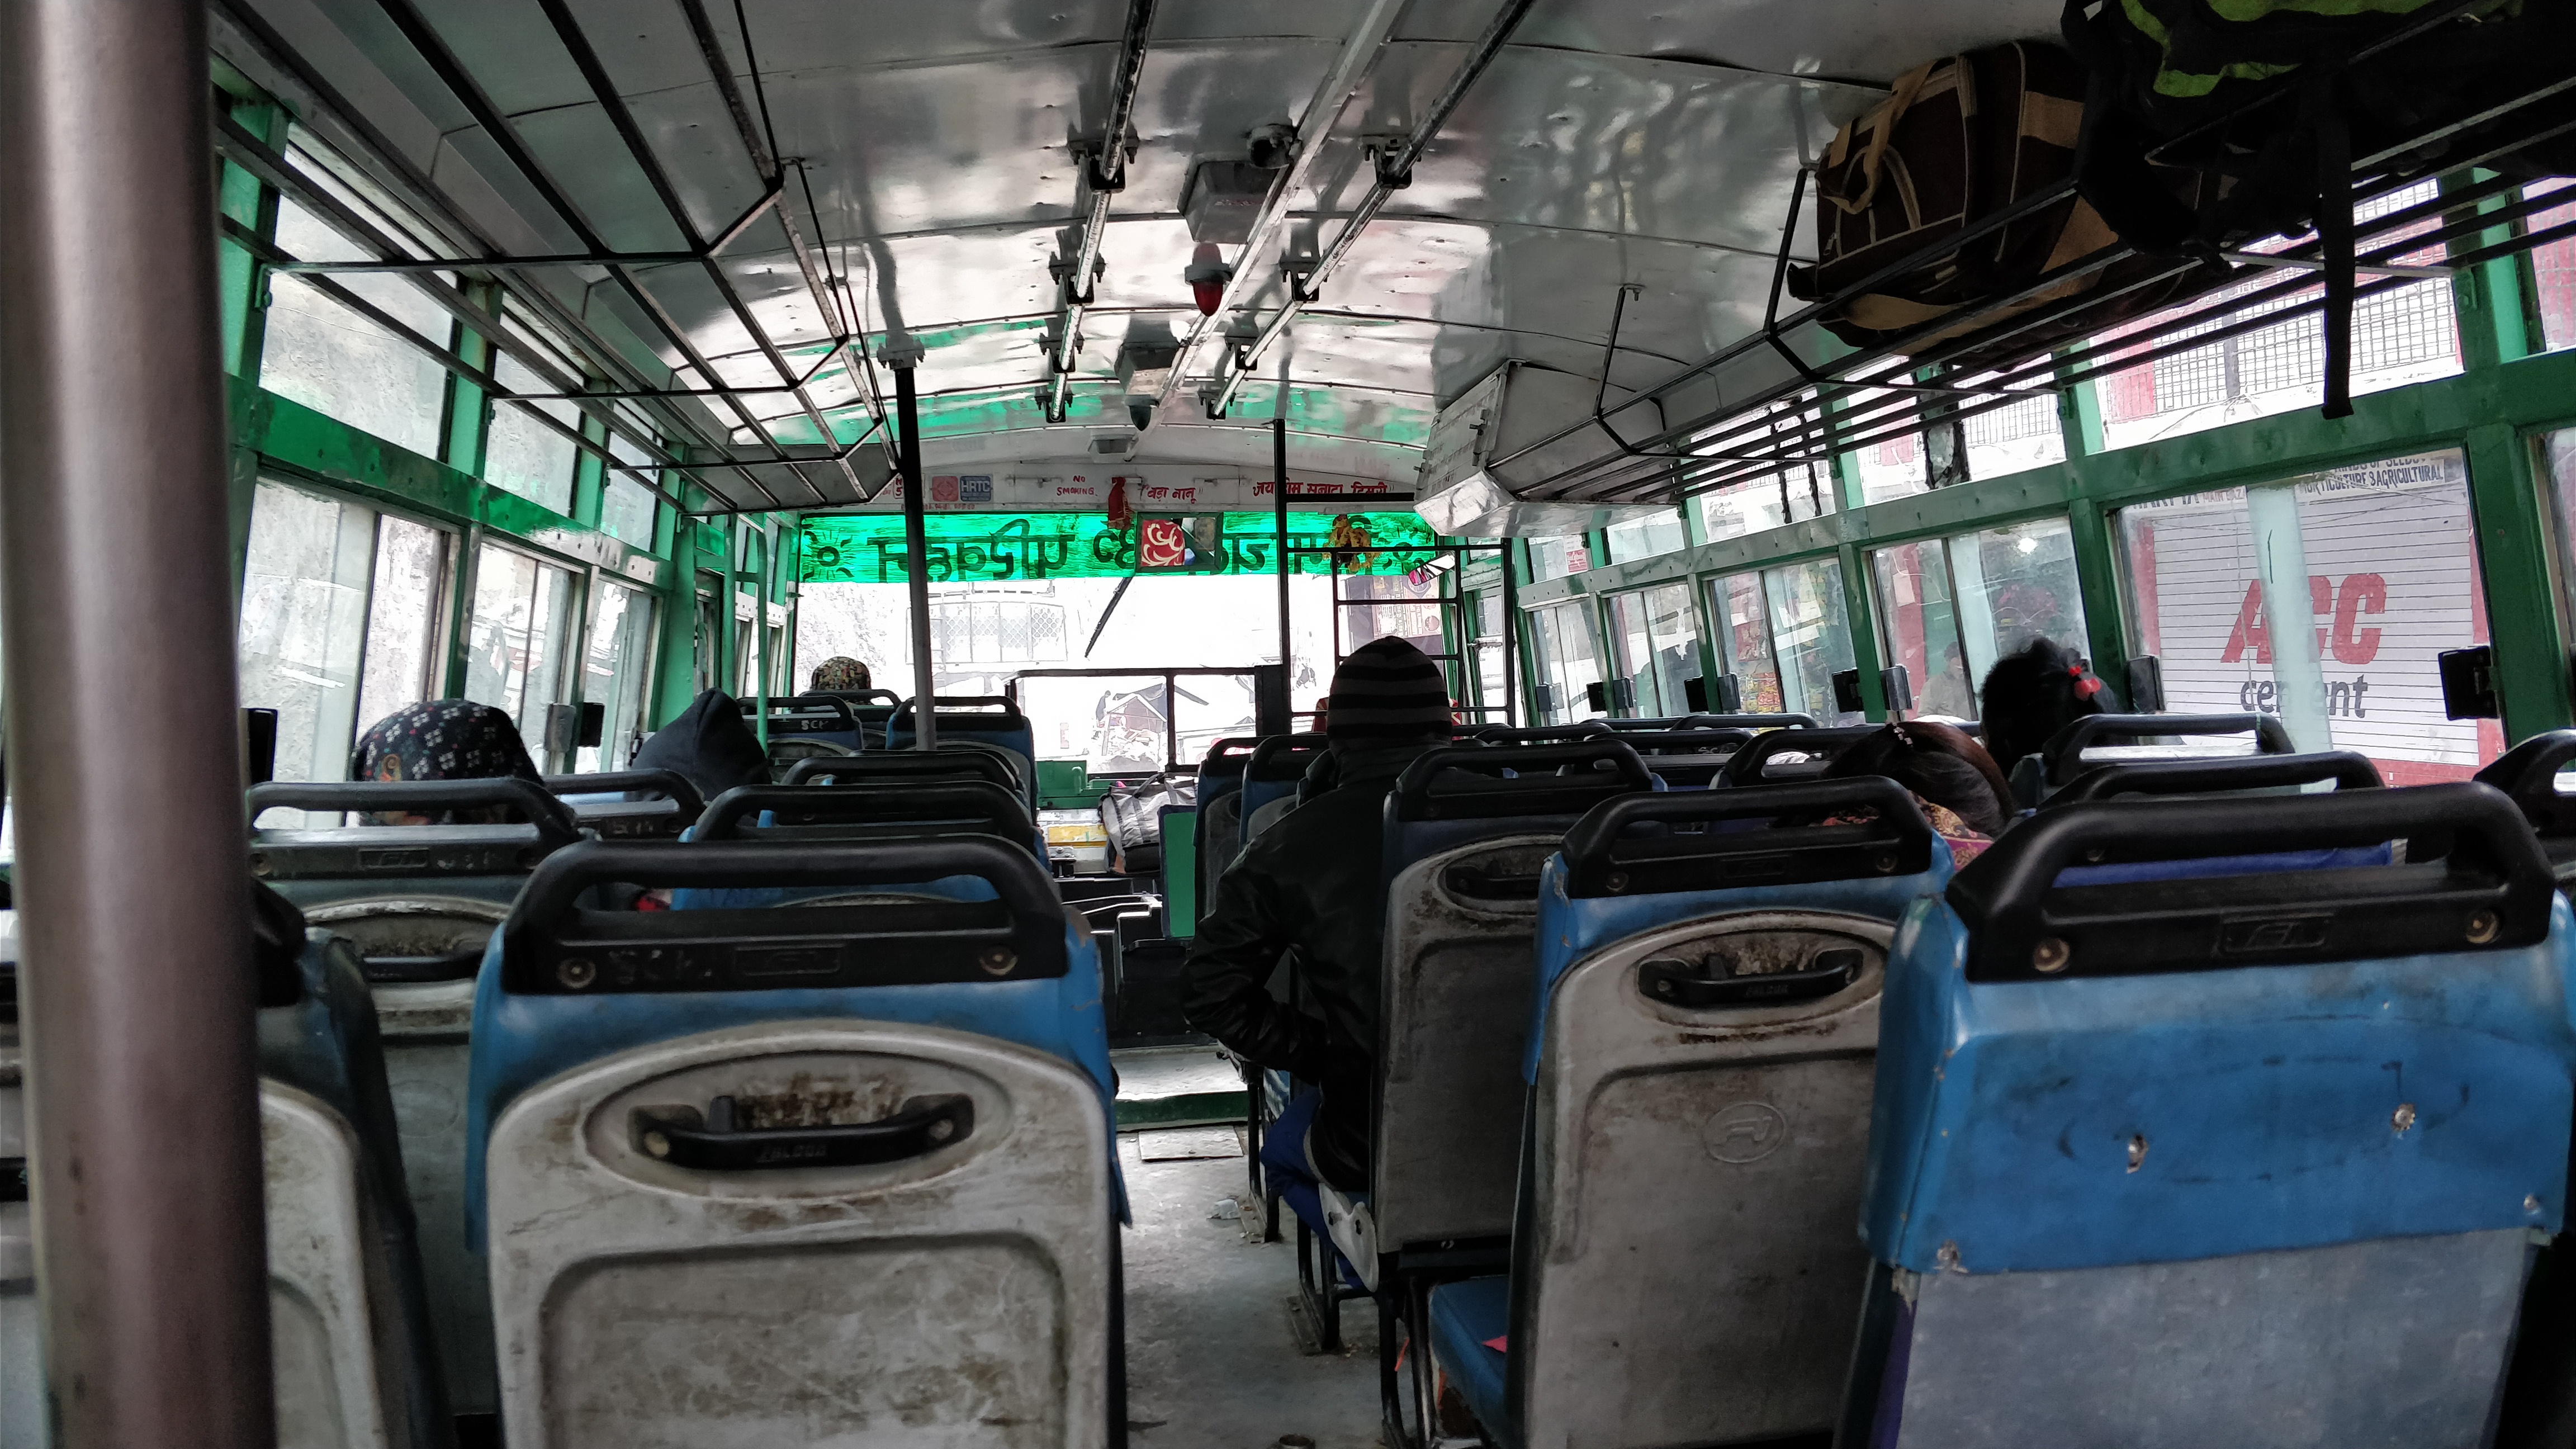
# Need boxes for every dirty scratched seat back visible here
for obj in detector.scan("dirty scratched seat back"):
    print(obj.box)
[1353,739,1656,1296]
[2,909,451,1449]
[1428,779,1955,1449]
[1845,783,2576,1449]
[1238,732,1327,851]
[885,696,1040,809]
[465,835,1117,1449]
[247,775,584,1422]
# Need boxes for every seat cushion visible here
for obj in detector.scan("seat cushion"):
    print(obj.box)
[1429,1275,1514,1448]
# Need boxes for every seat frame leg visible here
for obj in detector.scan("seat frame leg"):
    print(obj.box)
[1294,1215,1344,1354]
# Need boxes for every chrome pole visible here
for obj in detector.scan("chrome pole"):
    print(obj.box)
[891,349,939,749]
[0,2,273,1445]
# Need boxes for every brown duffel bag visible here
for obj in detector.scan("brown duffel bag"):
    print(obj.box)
[1790,41,2201,361]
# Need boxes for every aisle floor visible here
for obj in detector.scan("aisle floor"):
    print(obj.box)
[1121,1134,1386,1449]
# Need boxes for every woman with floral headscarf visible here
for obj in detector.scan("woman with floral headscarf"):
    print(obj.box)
[349,699,543,825]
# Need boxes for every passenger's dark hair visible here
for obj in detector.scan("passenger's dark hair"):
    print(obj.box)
[1824,720,2014,838]
[1977,638,2116,773]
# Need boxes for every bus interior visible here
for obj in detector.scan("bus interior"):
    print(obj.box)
[12,0,2576,1446]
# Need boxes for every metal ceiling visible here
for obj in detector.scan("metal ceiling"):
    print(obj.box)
[214,0,2063,515]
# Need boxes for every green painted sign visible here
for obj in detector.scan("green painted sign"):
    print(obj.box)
[799,510,1441,583]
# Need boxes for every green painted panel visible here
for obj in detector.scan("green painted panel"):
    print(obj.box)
[1163,809,1199,939]
[799,510,1439,583]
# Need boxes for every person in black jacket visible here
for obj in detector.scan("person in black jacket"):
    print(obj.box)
[632,688,770,801]
[1183,636,1453,1192]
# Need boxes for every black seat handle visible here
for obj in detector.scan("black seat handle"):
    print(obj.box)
[781,751,1018,789]
[888,695,1027,727]
[1247,732,1330,780]
[1617,728,1756,755]
[2042,712,2295,786]
[2048,751,2382,805]
[1951,783,2551,968]
[1715,725,1884,787]
[542,769,707,817]
[1392,740,1653,821]
[1470,721,1616,744]
[1199,736,1265,774]
[1676,713,1819,730]
[742,693,860,729]
[360,942,489,984]
[505,835,1065,960]
[696,780,1031,841]
[2475,729,2576,835]
[1562,777,1933,897]
[247,778,580,851]
[632,1092,973,1171]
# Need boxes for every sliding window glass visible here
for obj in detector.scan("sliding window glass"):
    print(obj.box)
[2115,447,2496,783]
[601,430,662,547]
[485,352,579,515]
[1603,509,1686,564]
[259,199,449,457]
[580,581,657,772]
[1706,572,1786,713]
[1527,601,1603,724]
[1762,557,1864,725]
[239,481,453,790]
[1869,541,1977,720]
[1604,585,1702,717]
[463,543,577,749]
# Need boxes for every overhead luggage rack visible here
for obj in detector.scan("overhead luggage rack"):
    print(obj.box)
[1481,0,2576,507]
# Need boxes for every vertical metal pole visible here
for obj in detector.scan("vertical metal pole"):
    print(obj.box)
[1273,416,1291,717]
[1501,547,1519,726]
[0,3,274,1445]
[894,361,939,748]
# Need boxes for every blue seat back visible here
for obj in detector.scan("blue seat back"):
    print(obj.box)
[2479,728,2576,878]
[884,697,1036,798]
[671,780,1038,908]
[1714,724,1882,787]
[744,693,870,752]
[1529,778,1955,1081]
[1381,738,1655,892]
[464,836,1110,1235]
[1195,736,1261,817]
[1867,783,2575,1277]
[1239,732,1327,849]
[2011,709,2299,807]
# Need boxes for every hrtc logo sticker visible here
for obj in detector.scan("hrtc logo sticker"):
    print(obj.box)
[1703,1102,1788,1164]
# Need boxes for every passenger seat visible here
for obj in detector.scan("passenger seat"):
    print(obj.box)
[1428,780,1955,1449]
[466,835,1120,1448]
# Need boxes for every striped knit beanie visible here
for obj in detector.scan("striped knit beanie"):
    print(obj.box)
[1326,636,1452,742]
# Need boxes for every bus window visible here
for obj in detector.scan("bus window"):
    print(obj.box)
[1528,600,1603,724]
[1961,390,2067,481]
[1527,536,1591,583]
[261,199,449,459]
[2115,448,2499,783]
[462,543,576,750]
[579,581,655,772]
[1697,463,1832,542]
[1763,557,1864,725]
[1604,509,1685,564]
[238,480,377,787]
[1706,571,1786,712]
[2092,182,2460,451]
[352,514,450,740]
[1948,517,2091,689]
[1605,584,1702,718]
[1869,541,1975,721]
[1467,591,1509,723]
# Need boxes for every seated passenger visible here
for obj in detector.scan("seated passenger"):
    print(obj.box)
[1184,637,1453,1192]
[1822,719,2015,863]
[349,699,542,825]
[1977,637,2116,775]
[809,655,872,693]
[631,686,769,801]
